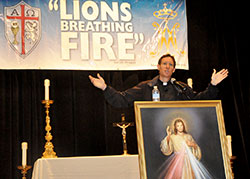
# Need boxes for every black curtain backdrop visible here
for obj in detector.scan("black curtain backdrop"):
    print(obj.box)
[1,1,249,178]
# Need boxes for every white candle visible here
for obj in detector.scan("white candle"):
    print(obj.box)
[44,79,50,100]
[21,142,28,167]
[226,135,232,157]
[187,78,193,88]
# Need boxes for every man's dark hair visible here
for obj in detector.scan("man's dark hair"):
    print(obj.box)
[158,54,176,67]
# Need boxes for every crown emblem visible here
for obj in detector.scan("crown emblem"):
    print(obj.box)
[153,3,177,20]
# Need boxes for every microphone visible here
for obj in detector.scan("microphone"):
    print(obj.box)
[171,78,187,91]
[171,78,191,99]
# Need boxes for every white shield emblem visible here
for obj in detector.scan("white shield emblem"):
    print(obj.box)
[4,1,41,58]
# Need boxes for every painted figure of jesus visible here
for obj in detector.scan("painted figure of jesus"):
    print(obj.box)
[160,118,213,179]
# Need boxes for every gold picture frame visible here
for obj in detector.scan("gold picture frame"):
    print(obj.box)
[134,100,233,179]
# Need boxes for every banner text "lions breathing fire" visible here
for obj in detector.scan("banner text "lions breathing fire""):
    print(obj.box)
[60,0,137,61]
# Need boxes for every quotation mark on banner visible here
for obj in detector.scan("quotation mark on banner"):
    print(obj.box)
[48,0,59,11]
[134,33,144,45]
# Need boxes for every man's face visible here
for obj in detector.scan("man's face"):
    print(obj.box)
[157,57,175,80]
[176,122,184,133]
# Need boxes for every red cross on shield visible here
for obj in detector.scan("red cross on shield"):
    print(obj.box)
[4,1,41,58]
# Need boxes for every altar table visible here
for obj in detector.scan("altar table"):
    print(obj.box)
[31,155,140,179]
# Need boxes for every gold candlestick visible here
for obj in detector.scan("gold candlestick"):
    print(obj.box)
[17,165,32,179]
[41,100,57,158]
[230,156,236,179]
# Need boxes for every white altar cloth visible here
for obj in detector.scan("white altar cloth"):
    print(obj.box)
[31,155,140,179]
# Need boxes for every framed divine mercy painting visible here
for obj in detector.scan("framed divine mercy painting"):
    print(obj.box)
[134,100,233,179]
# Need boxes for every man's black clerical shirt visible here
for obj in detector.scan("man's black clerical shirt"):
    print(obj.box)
[103,76,219,108]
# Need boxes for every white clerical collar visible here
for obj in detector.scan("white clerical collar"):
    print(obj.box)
[163,82,167,86]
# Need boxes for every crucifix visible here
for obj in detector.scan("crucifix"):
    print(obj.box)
[113,114,134,155]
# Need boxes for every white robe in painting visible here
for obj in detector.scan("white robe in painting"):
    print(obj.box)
[160,134,213,179]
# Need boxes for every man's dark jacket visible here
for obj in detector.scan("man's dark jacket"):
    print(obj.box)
[104,76,219,108]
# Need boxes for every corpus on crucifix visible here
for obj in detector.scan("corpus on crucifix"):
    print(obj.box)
[113,113,134,155]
